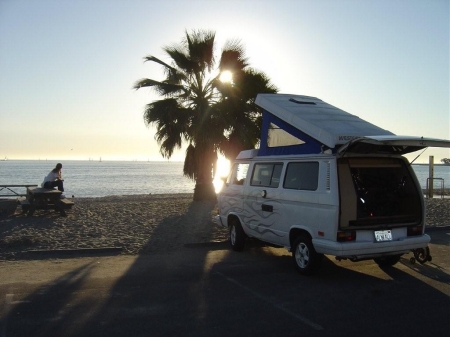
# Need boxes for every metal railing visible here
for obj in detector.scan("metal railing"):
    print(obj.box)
[425,178,445,199]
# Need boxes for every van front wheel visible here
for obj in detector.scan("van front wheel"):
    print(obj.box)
[292,235,322,275]
[229,220,246,251]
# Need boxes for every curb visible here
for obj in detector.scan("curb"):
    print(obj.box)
[425,226,450,232]
[19,247,123,259]
[184,241,228,249]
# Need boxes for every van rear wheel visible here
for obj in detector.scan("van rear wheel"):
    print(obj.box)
[292,235,322,275]
[229,219,246,251]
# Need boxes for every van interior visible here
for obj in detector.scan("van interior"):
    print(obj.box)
[338,157,422,228]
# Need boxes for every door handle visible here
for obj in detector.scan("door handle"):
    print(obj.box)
[261,204,273,212]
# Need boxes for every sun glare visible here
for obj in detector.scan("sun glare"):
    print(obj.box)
[213,156,230,193]
[219,70,232,83]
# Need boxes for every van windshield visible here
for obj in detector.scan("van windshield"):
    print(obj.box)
[227,163,249,186]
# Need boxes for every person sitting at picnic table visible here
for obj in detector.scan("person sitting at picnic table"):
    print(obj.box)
[42,163,65,195]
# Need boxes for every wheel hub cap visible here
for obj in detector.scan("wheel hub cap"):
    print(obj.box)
[295,243,309,268]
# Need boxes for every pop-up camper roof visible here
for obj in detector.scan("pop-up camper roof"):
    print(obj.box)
[249,93,450,157]
[255,93,394,156]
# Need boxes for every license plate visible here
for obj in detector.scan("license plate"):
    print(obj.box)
[374,230,392,242]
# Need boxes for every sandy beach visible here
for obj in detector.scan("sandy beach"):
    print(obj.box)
[0,194,448,260]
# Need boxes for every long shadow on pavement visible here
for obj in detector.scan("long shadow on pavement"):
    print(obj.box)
[2,204,449,337]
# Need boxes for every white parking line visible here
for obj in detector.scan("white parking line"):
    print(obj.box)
[215,272,324,331]
[2,294,14,337]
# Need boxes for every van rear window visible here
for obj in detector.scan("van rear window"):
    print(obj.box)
[283,162,319,190]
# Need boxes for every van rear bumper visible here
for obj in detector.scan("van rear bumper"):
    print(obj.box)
[312,234,430,258]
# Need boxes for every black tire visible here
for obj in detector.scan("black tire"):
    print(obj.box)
[292,234,322,275]
[413,246,430,264]
[374,254,402,267]
[229,219,246,251]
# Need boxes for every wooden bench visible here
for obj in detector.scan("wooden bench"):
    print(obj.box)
[26,198,74,212]
[60,198,75,209]
[0,199,19,218]
[19,199,31,213]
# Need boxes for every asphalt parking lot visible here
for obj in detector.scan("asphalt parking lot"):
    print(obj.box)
[1,228,449,337]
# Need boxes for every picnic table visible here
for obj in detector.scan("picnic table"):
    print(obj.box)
[20,186,74,217]
[0,184,38,197]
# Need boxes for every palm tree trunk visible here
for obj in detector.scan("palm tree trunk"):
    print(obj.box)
[193,160,217,201]
[193,180,216,201]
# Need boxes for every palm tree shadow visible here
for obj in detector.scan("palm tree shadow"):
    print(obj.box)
[3,203,450,336]
[0,213,63,257]
[1,262,96,337]
[68,200,229,335]
[81,205,450,336]
[138,200,228,254]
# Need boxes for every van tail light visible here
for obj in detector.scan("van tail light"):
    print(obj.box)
[337,231,356,242]
[407,225,423,236]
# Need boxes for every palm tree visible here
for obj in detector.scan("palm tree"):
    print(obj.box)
[134,30,277,200]
[213,40,278,160]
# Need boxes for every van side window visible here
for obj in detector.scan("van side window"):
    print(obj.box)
[284,162,319,190]
[227,163,249,185]
[250,163,283,187]
[268,122,305,147]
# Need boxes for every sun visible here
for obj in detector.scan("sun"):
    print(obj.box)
[219,70,233,83]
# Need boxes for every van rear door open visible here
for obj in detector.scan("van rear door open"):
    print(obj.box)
[337,136,450,156]
[337,135,450,230]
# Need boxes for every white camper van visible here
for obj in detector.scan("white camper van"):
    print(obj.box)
[215,94,450,275]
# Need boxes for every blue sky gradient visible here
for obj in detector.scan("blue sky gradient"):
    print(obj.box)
[0,0,448,163]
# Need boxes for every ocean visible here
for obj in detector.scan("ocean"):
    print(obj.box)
[0,160,449,198]
[411,164,449,192]
[0,160,195,198]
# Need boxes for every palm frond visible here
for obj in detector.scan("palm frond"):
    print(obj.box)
[158,133,183,158]
[143,55,176,71]
[183,144,197,179]
[164,44,196,73]
[144,99,190,158]
[237,68,278,99]
[144,55,182,83]
[219,39,249,71]
[134,78,185,96]
[133,78,161,90]
[144,98,188,125]
[185,29,216,72]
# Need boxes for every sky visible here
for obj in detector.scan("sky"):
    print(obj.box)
[0,0,449,164]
